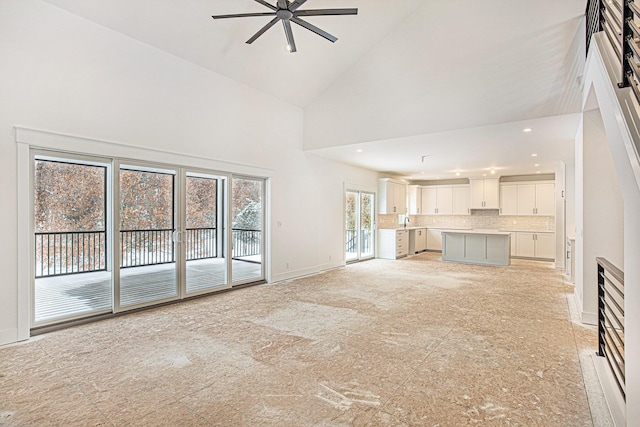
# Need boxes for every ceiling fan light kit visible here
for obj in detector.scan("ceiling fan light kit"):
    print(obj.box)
[212,0,358,53]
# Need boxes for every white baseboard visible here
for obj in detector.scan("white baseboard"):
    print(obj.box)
[574,291,584,314]
[0,328,18,346]
[572,292,598,325]
[582,310,598,326]
[593,354,626,426]
[271,261,344,283]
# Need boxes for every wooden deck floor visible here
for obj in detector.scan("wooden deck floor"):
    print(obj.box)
[34,258,262,324]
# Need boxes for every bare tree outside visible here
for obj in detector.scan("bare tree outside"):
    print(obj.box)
[232,178,262,260]
[186,177,217,229]
[34,160,106,233]
[119,169,173,231]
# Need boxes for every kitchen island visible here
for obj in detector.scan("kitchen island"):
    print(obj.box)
[441,229,511,266]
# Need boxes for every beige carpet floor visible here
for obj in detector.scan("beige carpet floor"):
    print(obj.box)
[0,253,612,426]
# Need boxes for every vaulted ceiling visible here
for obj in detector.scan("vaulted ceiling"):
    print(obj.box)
[43,0,587,179]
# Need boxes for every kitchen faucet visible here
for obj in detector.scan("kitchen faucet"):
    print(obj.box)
[403,215,410,228]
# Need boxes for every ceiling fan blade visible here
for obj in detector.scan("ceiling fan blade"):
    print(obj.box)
[277,0,288,9]
[253,0,276,11]
[282,20,297,52]
[291,17,337,42]
[212,12,276,19]
[294,8,358,17]
[289,0,309,12]
[246,17,280,44]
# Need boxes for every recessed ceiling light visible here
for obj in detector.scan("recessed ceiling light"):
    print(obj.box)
[536,171,541,174]
[523,128,533,133]
[483,174,487,177]
[421,171,425,175]
[531,153,538,157]
[356,149,363,153]
[534,163,540,167]
[456,172,461,176]
[490,170,496,174]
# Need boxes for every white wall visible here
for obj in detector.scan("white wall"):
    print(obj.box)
[565,160,576,239]
[575,108,624,324]
[0,0,378,344]
[582,33,640,423]
[555,161,567,269]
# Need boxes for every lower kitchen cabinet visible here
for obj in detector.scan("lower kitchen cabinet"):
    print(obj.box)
[409,228,427,254]
[514,232,555,260]
[426,229,443,251]
[378,229,409,259]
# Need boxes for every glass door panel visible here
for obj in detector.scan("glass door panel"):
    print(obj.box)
[345,190,375,263]
[33,157,112,325]
[231,177,264,284]
[185,173,228,294]
[360,192,375,260]
[345,191,358,262]
[119,166,177,307]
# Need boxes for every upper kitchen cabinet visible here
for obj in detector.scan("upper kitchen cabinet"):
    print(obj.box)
[470,178,499,209]
[378,178,407,214]
[499,184,518,215]
[421,186,453,215]
[517,182,555,216]
[452,186,471,215]
[407,185,422,215]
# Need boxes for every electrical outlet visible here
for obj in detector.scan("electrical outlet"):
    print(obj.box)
[286,262,289,269]
[329,255,332,260]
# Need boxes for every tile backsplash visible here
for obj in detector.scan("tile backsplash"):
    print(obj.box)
[378,209,555,232]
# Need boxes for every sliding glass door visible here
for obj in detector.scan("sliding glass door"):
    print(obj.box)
[185,172,229,294]
[231,176,265,285]
[33,155,112,324]
[345,190,375,263]
[118,164,178,308]
[32,152,268,328]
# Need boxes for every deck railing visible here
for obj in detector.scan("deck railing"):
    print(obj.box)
[345,229,373,254]
[232,228,261,259]
[185,227,217,260]
[35,231,107,278]
[597,257,626,401]
[120,228,174,268]
[587,0,640,104]
[36,227,262,277]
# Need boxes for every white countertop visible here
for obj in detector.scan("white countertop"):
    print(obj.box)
[382,227,554,234]
[440,229,511,236]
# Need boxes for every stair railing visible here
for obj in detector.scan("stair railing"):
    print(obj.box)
[587,0,640,105]
[596,257,626,401]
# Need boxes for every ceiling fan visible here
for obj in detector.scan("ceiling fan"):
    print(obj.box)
[212,0,358,53]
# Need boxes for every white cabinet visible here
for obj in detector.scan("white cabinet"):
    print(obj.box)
[500,182,555,216]
[452,186,471,215]
[378,229,409,259]
[378,179,407,214]
[470,178,499,209]
[426,229,443,251]
[421,188,437,214]
[420,186,453,215]
[407,185,422,215]
[514,232,555,259]
[499,185,518,215]
[535,232,556,258]
[409,228,427,254]
[534,183,555,216]
[517,183,555,216]
[516,232,536,257]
